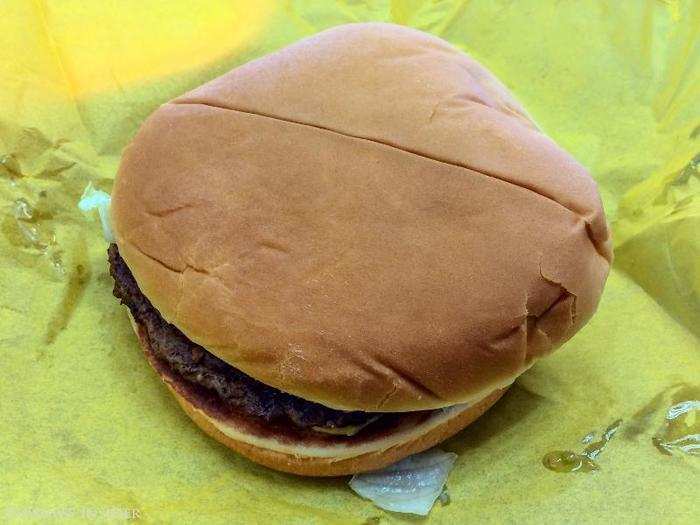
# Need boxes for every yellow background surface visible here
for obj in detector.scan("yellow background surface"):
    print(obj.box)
[1,1,698,523]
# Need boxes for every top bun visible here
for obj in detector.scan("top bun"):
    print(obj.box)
[111,23,611,412]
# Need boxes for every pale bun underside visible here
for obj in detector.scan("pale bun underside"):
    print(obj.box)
[112,22,611,413]
[172,384,505,477]
[130,316,505,476]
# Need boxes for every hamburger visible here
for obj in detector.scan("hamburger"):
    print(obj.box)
[108,23,611,476]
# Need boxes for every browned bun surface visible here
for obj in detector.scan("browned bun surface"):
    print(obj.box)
[132,315,506,476]
[112,22,611,413]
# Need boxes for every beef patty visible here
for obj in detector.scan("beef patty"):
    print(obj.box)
[108,244,381,433]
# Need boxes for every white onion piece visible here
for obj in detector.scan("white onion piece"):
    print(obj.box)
[349,449,458,515]
[78,182,114,242]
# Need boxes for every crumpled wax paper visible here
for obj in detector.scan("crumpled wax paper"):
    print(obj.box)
[1,1,698,523]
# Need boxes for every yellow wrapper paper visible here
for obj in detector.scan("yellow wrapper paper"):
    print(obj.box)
[1,1,698,523]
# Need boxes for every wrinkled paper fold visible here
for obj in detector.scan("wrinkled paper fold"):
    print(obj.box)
[1,1,698,523]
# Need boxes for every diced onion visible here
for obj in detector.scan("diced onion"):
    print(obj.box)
[78,182,114,242]
[349,448,458,516]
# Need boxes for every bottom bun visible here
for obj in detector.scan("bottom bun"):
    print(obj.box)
[129,315,506,476]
